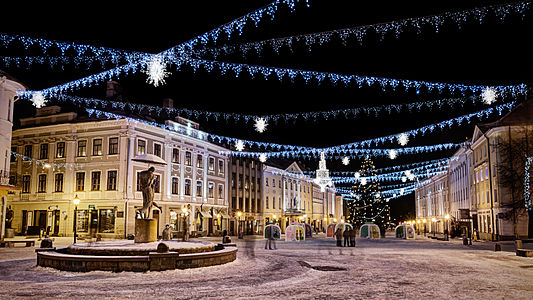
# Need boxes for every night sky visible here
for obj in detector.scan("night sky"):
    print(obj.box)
[1,0,531,221]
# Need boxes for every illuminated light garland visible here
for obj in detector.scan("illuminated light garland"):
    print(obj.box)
[214,101,515,157]
[0,55,144,70]
[226,143,462,160]
[195,1,532,59]
[332,165,449,184]
[307,157,450,176]
[525,156,533,210]
[179,57,527,98]
[333,170,448,184]
[0,33,143,60]
[54,94,496,124]
[83,100,510,160]
[11,151,85,170]
[17,0,308,99]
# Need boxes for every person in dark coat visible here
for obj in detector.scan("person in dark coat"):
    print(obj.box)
[343,228,350,247]
[350,228,356,247]
[335,228,342,247]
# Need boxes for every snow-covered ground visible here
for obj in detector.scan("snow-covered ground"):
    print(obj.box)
[1,235,532,299]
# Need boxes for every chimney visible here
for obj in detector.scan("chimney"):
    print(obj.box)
[106,81,122,100]
[162,98,174,109]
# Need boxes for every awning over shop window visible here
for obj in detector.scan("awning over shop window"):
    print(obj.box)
[198,211,212,218]
[221,213,231,219]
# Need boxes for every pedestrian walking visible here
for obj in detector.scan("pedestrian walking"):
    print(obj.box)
[335,228,342,247]
[350,228,356,247]
[264,226,277,250]
[343,228,350,247]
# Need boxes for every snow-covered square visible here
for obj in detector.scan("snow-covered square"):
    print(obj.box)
[1,235,532,299]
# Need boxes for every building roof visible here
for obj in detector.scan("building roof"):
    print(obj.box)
[479,96,533,131]
[0,69,27,89]
[472,95,533,142]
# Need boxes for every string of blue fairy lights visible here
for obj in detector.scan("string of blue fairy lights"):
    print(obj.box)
[82,100,513,160]
[16,0,309,100]
[195,1,533,59]
[53,94,492,124]
[13,1,528,103]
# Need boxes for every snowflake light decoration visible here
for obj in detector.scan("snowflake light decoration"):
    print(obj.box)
[482,87,498,105]
[360,177,367,186]
[31,92,47,108]
[254,117,268,133]
[342,156,350,165]
[259,153,267,163]
[389,149,398,160]
[354,172,360,179]
[397,133,409,146]
[144,55,170,87]
[235,140,245,152]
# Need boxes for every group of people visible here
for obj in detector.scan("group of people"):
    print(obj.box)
[335,227,356,247]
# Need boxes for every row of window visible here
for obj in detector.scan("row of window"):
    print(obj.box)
[264,177,312,193]
[22,171,225,200]
[135,173,224,199]
[17,138,120,160]
[21,171,118,193]
[16,140,225,175]
[475,167,490,184]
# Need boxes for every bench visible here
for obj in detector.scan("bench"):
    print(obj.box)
[516,249,533,257]
[0,240,36,248]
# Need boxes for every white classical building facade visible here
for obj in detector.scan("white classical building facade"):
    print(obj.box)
[8,107,230,239]
[0,71,25,239]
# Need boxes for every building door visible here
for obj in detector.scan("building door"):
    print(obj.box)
[208,217,213,235]
[34,210,47,230]
[53,210,60,236]
[90,210,98,237]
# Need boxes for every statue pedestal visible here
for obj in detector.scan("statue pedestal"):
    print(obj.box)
[5,228,14,238]
[134,219,157,243]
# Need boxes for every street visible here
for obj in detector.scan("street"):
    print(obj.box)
[1,234,532,299]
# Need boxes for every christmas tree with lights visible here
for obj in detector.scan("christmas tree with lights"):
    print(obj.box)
[347,157,390,231]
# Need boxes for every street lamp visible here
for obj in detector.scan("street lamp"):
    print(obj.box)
[181,204,191,241]
[444,214,450,241]
[237,211,243,239]
[431,217,437,237]
[72,194,80,244]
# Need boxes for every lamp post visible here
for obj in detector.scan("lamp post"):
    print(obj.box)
[73,194,80,244]
[237,211,243,239]
[444,214,450,241]
[181,204,191,241]
[431,218,437,237]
